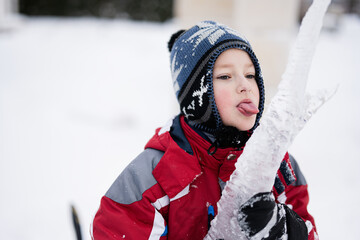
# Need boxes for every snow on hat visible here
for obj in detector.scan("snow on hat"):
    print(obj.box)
[168,21,265,133]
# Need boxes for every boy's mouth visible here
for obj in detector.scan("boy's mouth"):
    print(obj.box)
[237,99,259,117]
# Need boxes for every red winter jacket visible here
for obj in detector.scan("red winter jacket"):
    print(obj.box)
[92,115,317,239]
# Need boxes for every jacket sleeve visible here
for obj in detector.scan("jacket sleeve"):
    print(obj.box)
[237,155,318,240]
[281,155,318,240]
[91,149,169,240]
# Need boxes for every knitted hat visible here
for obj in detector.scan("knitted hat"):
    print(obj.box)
[168,21,265,139]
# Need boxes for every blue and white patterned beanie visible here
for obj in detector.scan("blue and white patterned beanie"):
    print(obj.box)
[168,21,265,147]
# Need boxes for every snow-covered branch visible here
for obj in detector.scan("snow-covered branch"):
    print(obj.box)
[205,0,334,239]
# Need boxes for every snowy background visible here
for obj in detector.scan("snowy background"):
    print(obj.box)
[0,15,359,239]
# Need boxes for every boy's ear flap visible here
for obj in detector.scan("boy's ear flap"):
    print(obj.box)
[168,30,186,52]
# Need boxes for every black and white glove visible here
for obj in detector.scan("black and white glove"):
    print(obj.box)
[237,192,308,240]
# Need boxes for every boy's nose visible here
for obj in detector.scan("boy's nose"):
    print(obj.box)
[236,76,251,94]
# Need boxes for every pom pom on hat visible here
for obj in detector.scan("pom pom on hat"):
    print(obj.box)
[168,30,186,52]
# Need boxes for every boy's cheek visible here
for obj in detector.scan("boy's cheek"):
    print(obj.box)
[214,84,230,99]
[215,89,232,105]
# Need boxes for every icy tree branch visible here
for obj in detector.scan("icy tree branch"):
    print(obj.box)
[205,0,333,239]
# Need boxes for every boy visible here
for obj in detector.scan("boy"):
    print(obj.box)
[92,21,317,240]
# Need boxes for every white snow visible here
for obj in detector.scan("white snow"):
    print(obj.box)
[1,14,360,240]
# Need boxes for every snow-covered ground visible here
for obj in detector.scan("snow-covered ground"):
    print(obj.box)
[0,15,359,239]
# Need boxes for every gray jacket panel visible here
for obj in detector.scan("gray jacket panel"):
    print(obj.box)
[105,148,165,205]
[289,154,307,186]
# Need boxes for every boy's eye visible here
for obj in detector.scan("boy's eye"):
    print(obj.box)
[246,74,256,79]
[217,75,230,80]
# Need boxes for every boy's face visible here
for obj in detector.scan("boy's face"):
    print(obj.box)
[213,49,260,131]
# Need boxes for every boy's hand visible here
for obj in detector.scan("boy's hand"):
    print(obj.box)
[237,192,308,240]
[237,192,277,238]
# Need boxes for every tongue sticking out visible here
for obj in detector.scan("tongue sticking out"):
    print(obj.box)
[238,102,259,116]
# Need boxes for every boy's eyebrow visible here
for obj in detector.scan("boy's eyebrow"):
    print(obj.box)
[215,62,255,69]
